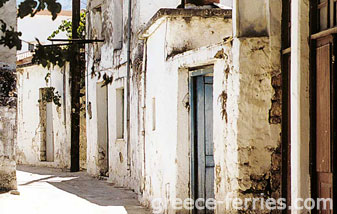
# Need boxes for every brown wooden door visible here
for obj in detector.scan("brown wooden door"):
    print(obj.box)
[315,35,334,214]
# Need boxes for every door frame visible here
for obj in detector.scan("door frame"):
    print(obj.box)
[189,66,214,212]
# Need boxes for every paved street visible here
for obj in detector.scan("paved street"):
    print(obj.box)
[0,165,150,214]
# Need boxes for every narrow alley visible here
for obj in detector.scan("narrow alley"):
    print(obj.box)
[0,165,150,214]
[1,0,335,213]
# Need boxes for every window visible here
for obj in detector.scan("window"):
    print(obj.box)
[116,88,125,139]
[113,0,123,49]
[316,0,337,32]
[28,43,35,52]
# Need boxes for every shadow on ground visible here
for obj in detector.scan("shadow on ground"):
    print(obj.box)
[17,165,150,214]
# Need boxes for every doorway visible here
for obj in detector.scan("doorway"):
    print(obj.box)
[313,35,335,213]
[96,82,109,176]
[39,87,54,162]
[190,68,214,214]
[310,0,337,211]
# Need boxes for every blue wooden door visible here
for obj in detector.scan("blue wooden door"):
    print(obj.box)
[192,75,214,213]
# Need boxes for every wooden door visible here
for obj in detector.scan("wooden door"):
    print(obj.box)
[46,102,54,162]
[315,35,334,214]
[192,75,214,214]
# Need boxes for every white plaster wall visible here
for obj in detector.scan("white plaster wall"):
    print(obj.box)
[16,64,71,168]
[143,22,176,209]
[138,0,180,26]
[290,0,311,213]
[17,13,71,54]
[233,0,268,37]
[166,17,232,58]
[142,13,235,212]
[220,0,233,7]
[86,0,181,189]
[86,1,235,211]
[142,6,283,214]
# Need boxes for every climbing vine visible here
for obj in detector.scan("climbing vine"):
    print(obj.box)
[32,12,86,69]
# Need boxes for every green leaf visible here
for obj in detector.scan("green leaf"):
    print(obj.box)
[17,0,62,20]
[0,20,22,50]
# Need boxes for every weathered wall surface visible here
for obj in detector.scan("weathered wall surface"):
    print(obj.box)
[87,1,282,214]
[0,105,17,192]
[86,0,180,189]
[141,11,233,213]
[234,0,268,37]
[0,0,17,191]
[222,0,282,212]
[16,65,71,169]
[217,37,282,213]
[165,15,232,58]
[290,0,311,213]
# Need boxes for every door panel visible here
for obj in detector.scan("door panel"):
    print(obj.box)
[193,75,214,214]
[316,42,331,174]
[46,102,54,162]
[315,36,334,214]
[196,77,206,204]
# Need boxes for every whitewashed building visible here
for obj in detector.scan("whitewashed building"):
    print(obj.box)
[16,11,87,170]
[86,0,335,213]
[16,62,73,168]
[17,10,71,54]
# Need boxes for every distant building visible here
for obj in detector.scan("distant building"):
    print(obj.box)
[16,10,87,170]
[17,10,71,55]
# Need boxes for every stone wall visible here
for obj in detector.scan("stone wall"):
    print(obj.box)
[0,65,17,191]
[0,0,17,192]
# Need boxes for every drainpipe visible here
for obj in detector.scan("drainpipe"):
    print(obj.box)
[126,0,132,172]
[141,39,147,193]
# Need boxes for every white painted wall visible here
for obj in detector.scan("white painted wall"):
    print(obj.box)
[17,12,71,54]
[290,0,311,213]
[141,13,233,213]
[86,0,180,186]
[16,64,71,168]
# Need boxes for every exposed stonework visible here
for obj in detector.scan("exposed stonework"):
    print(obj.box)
[0,0,18,192]
[0,105,17,192]
[270,73,282,124]
[0,67,17,108]
[212,37,282,213]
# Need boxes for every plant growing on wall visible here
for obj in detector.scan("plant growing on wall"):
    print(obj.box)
[32,12,86,69]
[38,87,62,107]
